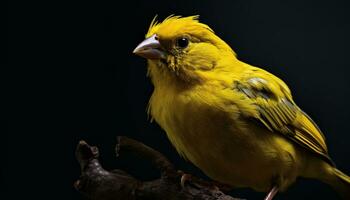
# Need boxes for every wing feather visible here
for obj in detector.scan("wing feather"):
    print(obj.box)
[235,69,333,165]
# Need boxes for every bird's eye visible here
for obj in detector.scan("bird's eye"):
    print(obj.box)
[176,37,189,48]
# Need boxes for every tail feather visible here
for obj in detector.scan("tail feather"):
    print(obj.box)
[302,157,349,199]
[331,168,350,199]
[318,166,350,200]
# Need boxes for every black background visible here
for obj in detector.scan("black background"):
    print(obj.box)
[5,0,350,199]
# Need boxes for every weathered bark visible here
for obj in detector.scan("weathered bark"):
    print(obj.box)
[74,136,243,200]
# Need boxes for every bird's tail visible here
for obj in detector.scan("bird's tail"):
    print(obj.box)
[331,168,350,199]
[320,165,350,199]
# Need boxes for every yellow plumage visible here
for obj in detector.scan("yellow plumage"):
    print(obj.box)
[133,15,350,199]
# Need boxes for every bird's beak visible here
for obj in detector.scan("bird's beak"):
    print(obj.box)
[133,34,166,59]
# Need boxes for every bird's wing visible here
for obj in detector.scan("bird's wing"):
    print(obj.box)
[234,68,333,164]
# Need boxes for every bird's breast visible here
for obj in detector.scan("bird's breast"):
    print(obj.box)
[148,86,298,191]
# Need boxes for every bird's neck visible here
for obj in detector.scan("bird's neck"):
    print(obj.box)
[147,60,204,91]
[147,57,247,92]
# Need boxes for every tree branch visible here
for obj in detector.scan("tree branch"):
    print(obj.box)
[74,136,243,200]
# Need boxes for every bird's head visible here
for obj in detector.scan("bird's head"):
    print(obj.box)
[133,15,237,85]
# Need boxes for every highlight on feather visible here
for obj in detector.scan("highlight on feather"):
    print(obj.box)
[145,15,214,38]
[147,14,159,37]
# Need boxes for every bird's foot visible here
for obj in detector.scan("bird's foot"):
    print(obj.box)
[180,173,192,188]
[177,170,232,192]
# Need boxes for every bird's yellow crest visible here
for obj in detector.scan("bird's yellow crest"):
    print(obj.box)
[146,15,213,38]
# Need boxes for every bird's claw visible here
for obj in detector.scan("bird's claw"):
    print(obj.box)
[180,173,192,188]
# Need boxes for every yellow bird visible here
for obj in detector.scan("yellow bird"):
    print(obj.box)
[133,15,350,199]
